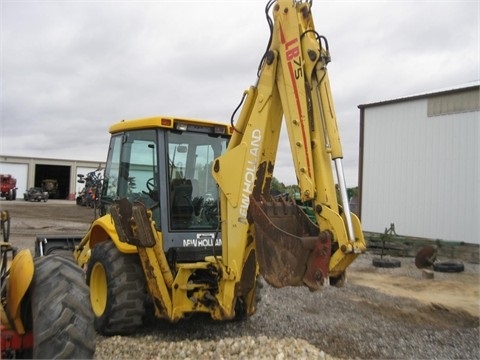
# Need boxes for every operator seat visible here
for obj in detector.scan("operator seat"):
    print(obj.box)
[170,178,193,229]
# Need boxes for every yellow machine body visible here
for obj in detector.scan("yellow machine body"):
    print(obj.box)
[1,248,34,334]
[68,1,366,333]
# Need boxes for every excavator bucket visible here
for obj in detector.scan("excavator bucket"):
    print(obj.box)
[250,196,332,291]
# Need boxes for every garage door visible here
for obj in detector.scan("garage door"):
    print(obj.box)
[0,163,28,199]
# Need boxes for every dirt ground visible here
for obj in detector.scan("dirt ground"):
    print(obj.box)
[1,198,479,319]
[349,258,479,318]
[1,199,95,252]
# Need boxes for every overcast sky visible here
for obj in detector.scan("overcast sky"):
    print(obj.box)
[1,0,478,187]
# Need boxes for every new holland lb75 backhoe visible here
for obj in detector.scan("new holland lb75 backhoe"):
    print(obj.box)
[40,0,366,335]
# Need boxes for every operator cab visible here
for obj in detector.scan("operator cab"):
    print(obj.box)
[100,117,230,262]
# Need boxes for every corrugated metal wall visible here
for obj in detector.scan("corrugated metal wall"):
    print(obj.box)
[361,95,479,244]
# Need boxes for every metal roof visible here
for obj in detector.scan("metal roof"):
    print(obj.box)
[358,80,480,109]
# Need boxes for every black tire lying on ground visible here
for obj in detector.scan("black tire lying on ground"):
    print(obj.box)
[31,255,96,359]
[433,261,464,273]
[372,257,401,268]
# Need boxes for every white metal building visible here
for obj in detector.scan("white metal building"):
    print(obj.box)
[358,81,479,245]
[0,155,104,200]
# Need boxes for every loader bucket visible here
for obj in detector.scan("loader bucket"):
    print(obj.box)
[250,196,331,291]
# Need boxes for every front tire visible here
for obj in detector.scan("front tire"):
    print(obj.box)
[86,240,146,335]
[31,255,96,359]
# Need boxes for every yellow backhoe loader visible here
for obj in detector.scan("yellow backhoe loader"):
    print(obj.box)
[38,0,366,336]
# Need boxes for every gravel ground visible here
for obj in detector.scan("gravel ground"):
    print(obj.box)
[2,200,478,359]
[94,253,479,360]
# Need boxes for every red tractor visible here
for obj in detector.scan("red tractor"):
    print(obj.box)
[0,174,17,201]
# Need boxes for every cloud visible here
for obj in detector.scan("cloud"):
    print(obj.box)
[1,0,478,188]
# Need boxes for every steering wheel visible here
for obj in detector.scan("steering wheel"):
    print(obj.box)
[146,178,156,192]
[143,177,159,203]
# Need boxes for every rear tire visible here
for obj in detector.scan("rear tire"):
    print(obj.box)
[31,255,96,359]
[86,240,146,335]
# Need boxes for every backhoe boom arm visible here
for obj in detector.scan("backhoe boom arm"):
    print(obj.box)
[213,0,366,294]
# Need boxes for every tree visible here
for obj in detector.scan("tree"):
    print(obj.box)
[269,177,286,194]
